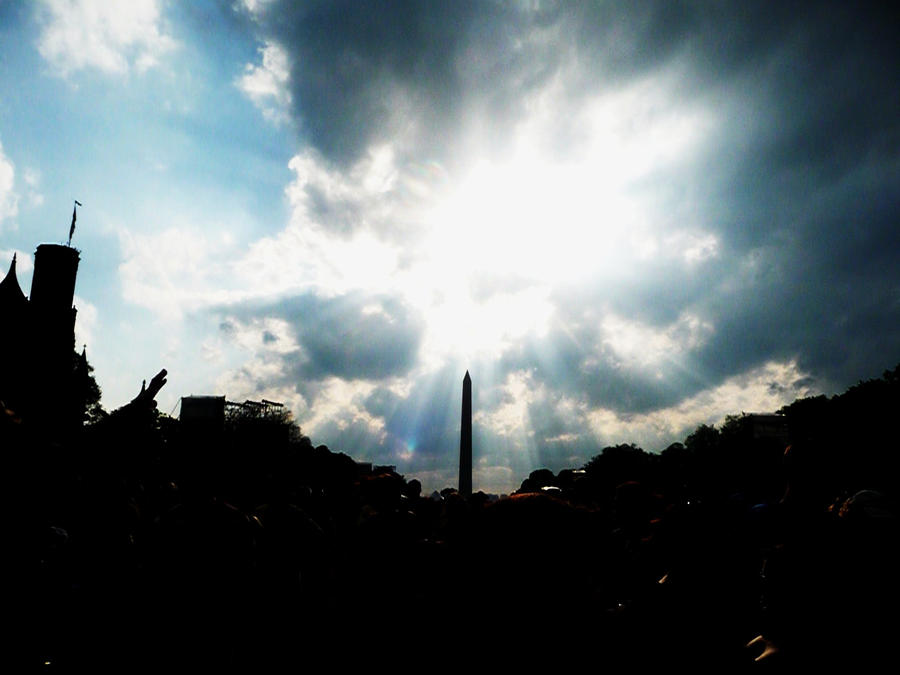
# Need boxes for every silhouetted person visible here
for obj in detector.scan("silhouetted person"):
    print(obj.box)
[747,441,874,668]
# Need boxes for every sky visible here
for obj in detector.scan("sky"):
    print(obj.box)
[1,1,898,495]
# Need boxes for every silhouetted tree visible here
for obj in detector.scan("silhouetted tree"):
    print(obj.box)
[516,467,557,493]
[583,443,651,500]
[776,363,900,497]
[657,442,691,498]
[684,423,720,456]
[74,349,105,425]
[224,401,303,446]
[778,394,830,444]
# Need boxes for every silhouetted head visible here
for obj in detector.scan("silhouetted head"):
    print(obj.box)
[404,478,422,499]
[782,439,836,508]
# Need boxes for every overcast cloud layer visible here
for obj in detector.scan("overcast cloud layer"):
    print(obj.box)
[2,1,898,493]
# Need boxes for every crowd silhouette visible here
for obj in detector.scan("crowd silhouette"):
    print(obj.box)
[6,364,899,670]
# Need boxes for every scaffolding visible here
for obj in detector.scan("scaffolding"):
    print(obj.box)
[224,398,285,419]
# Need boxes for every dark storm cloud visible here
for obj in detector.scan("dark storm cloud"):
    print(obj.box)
[688,71,900,389]
[503,152,900,411]
[288,294,423,380]
[590,2,898,398]
[222,291,425,383]
[500,327,683,415]
[249,1,897,163]
[246,0,567,164]
[508,199,900,416]
[694,210,900,391]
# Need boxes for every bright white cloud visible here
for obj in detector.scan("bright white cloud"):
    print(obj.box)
[216,354,307,407]
[240,72,718,370]
[133,66,719,367]
[236,41,292,124]
[477,370,536,439]
[235,145,408,298]
[218,316,300,357]
[117,226,241,320]
[240,0,275,16]
[586,360,817,448]
[0,249,32,279]
[219,362,385,446]
[679,232,720,265]
[36,0,176,76]
[304,378,385,439]
[600,312,715,371]
[114,147,411,325]
[200,339,224,364]
[73,293,98,352]
[284,144,402,237]
[22,168,44,208]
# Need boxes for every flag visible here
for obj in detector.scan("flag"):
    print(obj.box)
[69,200,81,244]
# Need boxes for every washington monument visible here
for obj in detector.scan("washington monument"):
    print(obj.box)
[459,371,472,496]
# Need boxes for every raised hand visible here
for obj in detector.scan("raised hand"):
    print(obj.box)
[130,368,168,410]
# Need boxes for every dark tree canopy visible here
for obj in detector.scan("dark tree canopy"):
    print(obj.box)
[75,350,105,426]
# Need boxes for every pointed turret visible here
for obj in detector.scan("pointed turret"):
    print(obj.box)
[0,253,28,309]
[0,253,29,411]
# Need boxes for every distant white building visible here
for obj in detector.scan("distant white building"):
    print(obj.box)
[741,412,790,445]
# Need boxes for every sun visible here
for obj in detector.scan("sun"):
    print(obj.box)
[400,77,713,365]
[407,155,640,362]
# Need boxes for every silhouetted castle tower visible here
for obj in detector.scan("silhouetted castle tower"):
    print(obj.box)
[459,370,472,496]
[32,244,80,427]
[30,244,79,328]
[0,234,84,434]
